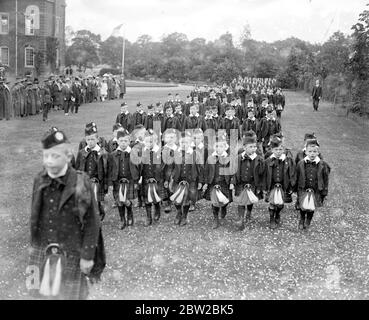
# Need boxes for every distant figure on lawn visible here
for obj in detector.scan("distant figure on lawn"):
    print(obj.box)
[312,80,322,111]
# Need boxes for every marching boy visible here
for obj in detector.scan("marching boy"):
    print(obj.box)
[171,132,203,226]
[241,107,257,138]
[163,104,182,132]
[131,102,146,128]
[184,103,207,132]
[161,128,179,213]
[263,136,295,229]
[136,129,166,226]
[202,135,233,229]
[116,102,133,133]
[174,102,186,131]
[230,132,264,231]
[295,139,330,231]
[143,104,155,130]
[28,128,100,300]
[108,130,139,229]
[107,123,123,154]
[220,104,241,143]
[78,122,108,151]
[76,123,108,221]
[294,133,323,210]
[154,102,165,134]
[257,105,282,154]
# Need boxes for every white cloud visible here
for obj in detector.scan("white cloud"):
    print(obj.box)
[65,0,368,43]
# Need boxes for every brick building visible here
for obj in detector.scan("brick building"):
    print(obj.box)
[0,0,66,79]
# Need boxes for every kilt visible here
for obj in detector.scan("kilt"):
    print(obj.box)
[171,181,198,206]
[112,180,137,206]
[90,179,105,202]
[28,246,88,300]
[204,181,232,204]
[298,189,322,210]
[268,185,285,210]
[233,183,259,206]
[142,181,166,204]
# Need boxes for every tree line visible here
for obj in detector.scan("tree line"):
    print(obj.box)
[65,4,369,116]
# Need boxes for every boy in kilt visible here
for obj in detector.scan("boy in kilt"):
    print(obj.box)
[143,104,155,130]
[76,124,108,221]
[220,104,241,143]
[295,139,330,231]
[263,136,296,229]
[116,102,133,133]
[184,104,207,132]
[131,102,146,128]
[174,102,186,132]
[161,128,179,213]
[202,135,233,229]
[257,105,282,154]
[204,105,218,132]
[274,89,285,119]
[163,104,182,132]
[241,107,258,139]
[171,132,203,226]
[108,130,140,229]
[154,102,165,135]
[28,128,100,300]
[294,133,323,210]
[230,132,264,230]
[107,123,124,154]
[130,124,146,208]
[135,129,166,226]
[78,122,108,151]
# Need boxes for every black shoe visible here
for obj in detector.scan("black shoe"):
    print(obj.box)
[212,207,220,229]
[145,206,152,227]
[269,210,277,229]
[236,207,245,231]
[180,206,189,226]
[275,211,281,225]
[245,210,251,225]
[305,213,313,231]
[174,207,181,225]
[153,205,161,222]
[220,207,227,219]
[127,207,134,226]
[119,207,126,230]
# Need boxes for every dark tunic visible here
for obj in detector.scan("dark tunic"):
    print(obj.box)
[116,112,133,133]
[28,167,100,300]
[163,115,182,132]
[184,115,207,132]
[241,118,257,137]
[131,111,146,128]
[108,148,139,203]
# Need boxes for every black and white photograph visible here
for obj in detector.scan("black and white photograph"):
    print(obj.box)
[1,0,369,305]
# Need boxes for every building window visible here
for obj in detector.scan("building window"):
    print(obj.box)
[55,17,60,36]
[25,47,35,67]
[0,47,9,66]
[0,13,9,34]
[25,5,40,36]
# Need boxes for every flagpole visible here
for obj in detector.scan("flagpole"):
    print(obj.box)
[122,26,125,77]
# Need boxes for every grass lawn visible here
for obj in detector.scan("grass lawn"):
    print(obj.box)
[0,87,369,299]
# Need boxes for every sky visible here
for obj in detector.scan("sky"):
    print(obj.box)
[65,0,368,44]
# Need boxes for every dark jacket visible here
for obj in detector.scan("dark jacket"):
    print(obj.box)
[264,156,296,192]
[312,86,322,100]
[107,149,140,185]
[295,159,330,196]
[30,167,100,261]
[230,154,264,190]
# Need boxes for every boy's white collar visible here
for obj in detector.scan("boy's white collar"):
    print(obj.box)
[165,144,177,151]
[271,153,286,161]
[85,144,101,152]
[304,156,320,164]
[117,146,131,153]
[241,152,257,160]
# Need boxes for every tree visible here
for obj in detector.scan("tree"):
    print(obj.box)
[100,36,124,68]
[65,30,101,69]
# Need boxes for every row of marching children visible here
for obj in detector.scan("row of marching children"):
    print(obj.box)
[72,118,331,233]
[115,96,282,155]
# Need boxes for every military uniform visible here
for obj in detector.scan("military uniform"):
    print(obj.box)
[108,144,139,229]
